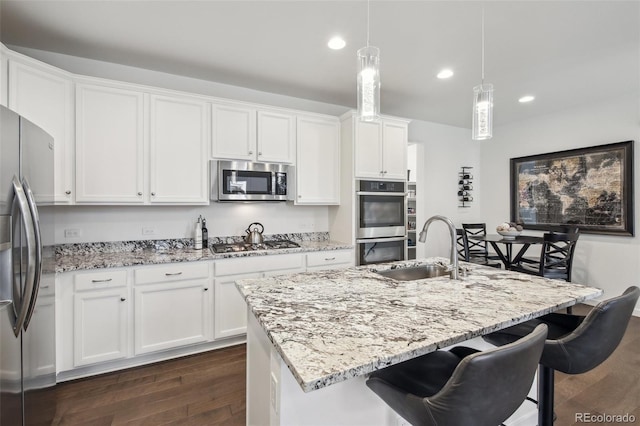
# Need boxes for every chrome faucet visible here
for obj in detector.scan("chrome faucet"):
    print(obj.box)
[418,215,459,280]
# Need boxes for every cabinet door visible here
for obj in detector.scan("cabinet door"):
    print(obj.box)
[74,288,129,366]
[75,83,145,203]
[295,115,340,204]
[214,272,260,339]
[149,94,209,204]
[134,279,212,355]
[382,120,408,180]
[354,120,383,179]
[0,47,6,107]
[8,57,74,203]
[211,103,256,161]
[257,109,295,163]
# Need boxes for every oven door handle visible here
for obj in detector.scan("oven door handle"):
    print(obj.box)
[356,191,407,197]
[356,236,407,244]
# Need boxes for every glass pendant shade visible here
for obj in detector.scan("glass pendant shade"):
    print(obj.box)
[357,45,380,122]
[472,83,493,140]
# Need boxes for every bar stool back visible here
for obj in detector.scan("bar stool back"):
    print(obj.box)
[366,324,548,426]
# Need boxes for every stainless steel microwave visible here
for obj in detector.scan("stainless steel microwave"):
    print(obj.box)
[211,160,289,201]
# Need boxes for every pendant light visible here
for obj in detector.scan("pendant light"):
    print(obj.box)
[357,0,380,122]
[472,5,493,140]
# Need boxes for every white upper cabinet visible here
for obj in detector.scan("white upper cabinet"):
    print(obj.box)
[354,120,384,179]
[353,116,409,180]
[381,120,409,181]
[211,102,295,164]
[256,109,295,164]
[149,94,209,204]
[7,54,75,203]
[1,45,8,107]
[294,114,340,204]
[76,79,211,205]
[75,81,145,204]
[211,102,256,161]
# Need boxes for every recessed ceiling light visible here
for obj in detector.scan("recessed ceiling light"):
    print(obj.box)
[519,95,535,103]
[328,37,346,50]
[437,69,454,79]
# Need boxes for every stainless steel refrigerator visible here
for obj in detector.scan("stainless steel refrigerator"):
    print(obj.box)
[0,105,56,425]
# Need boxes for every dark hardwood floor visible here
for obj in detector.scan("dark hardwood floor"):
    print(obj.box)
[49,344,246,425]
[48,305,639,425]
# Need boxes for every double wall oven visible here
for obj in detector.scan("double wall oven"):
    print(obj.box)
[356,180,407,265]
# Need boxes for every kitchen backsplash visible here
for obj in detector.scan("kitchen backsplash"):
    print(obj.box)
[54,232,330,256]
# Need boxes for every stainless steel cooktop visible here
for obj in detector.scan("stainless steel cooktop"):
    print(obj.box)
[210,240,300,254]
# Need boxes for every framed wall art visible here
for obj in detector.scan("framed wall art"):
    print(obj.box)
[510,140,634,236]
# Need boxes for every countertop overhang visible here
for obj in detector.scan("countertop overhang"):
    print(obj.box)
[236,258,603,393]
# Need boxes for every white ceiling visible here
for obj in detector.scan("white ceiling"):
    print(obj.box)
[1,1,639,128]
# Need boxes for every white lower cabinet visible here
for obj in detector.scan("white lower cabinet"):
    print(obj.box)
[214,272,260,339]
[56,250,353,377]
[134,263,212,355]
[214,254,305,339]
[306,249,354,271]
[72,270,130,367]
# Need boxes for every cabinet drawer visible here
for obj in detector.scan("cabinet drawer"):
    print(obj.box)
[215,254,304,277]
[134,262,210,285]
[74,270,127,292]
[306,250,353,268]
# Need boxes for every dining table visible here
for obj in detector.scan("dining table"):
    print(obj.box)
[469,234,545,269]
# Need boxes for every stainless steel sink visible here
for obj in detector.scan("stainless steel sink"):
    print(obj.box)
[376,264,450,281]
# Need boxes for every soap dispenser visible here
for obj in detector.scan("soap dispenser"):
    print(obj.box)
[194,217,203,250]
[201,217,208,248]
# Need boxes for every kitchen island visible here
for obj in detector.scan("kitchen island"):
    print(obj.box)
[236,258,603,426]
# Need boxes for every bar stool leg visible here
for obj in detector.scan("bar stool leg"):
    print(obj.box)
[538,364,555,426]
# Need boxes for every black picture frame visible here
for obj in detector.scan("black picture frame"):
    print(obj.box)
[510,141,634,236]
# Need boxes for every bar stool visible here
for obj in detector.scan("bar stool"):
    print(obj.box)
[366,324,548,426]
[483,286,640,426]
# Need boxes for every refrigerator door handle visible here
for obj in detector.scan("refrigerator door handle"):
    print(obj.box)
[11,176,37,337]
[21,178,42,331]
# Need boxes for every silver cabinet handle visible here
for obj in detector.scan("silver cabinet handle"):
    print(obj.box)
[204,288,209,291]
[120,297,126,302]
[298,195,302,198]
[137,192,143,196]
[248,150,253,155]
[258,152,262,156]
[325,257,336,261]
[151,192,156,196]
[165,272,183,276]
[91,278,113,283]
[65,190,71,195]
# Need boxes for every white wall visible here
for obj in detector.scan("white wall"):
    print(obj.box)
[408,120,483,258]
[480,94,640,307]
[9,46,347,244]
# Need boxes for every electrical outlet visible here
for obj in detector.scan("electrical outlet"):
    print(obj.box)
[142,227,157,236]
[64,228,82,238]
[270,372,279,414]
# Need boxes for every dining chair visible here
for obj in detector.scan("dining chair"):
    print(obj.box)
[510,232,579,282]
[366,324,548,426]
[456,228,469,261]
[461,223,501,268]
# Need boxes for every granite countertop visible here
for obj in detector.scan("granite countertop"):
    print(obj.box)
[235,257,603,393]
[55,232,353,273]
